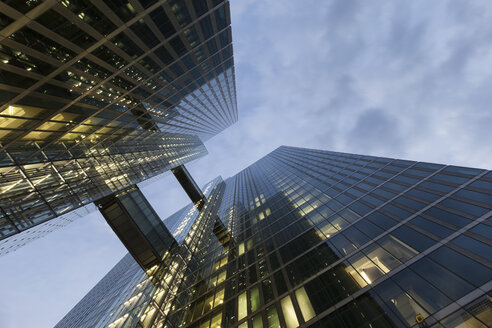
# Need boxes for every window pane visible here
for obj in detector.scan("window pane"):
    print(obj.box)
[238,291,247,320]
[295,287,316,322]
[280,296,299,328]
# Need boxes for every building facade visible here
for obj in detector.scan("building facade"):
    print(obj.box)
[0,0,237,253]
[59,146,492,328]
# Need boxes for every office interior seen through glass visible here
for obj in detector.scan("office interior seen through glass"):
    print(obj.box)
[0,0,237,254]
[58,146,492,328]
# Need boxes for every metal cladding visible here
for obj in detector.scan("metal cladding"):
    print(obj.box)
[0,0,237,253]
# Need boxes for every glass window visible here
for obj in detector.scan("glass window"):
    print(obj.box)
[454,188,492,205]
[377,234,419,263]
[210,312,222,328]
[238,291,247,321]
[252,313,263,328]
[392,269,451,313]
[410,257,474,300]
[429,247,492,287]
[295,287,316,322]
[439,308,486,328]
[374,278,428,326]
[280,296,299,328]
[451,235,492,260]
[266,306,280,328]
[250,286,260,313]
[354,219,384,239]
[214,288,224,307]
[409,216,454,239]
[469,223,492,239]
[346,253,383,287]
[423,207,471,228]
[439,198,488,217]
[391,225,435,252]
[366,211,398,230]
[363,243,402,273]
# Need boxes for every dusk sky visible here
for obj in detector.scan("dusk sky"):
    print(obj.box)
[1,1,492,327]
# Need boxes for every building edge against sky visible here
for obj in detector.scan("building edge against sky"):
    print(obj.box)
[57,146,492,328]
[0,0,237,255]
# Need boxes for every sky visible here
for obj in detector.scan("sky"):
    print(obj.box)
[1,0,492,327]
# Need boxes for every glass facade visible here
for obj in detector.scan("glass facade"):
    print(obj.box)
[0,0,237,250]
[59,146,492,328]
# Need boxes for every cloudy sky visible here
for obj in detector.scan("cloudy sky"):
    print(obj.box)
[1,1,492,327]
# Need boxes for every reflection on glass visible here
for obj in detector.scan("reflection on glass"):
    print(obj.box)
[378,234,419,262]
[375,279,428,326]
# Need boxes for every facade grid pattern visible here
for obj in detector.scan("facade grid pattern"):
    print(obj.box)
[62,146,492,328]
[0,0,237,250]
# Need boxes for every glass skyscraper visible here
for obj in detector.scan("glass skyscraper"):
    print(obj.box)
[0,0,237,254]
[58,146,492,328]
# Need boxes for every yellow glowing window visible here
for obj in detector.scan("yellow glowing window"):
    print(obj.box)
[253,313,263,328]
[1,105,44,118]
[238,291,247,320]
[265,208,271,216]
[210,313,222,328]
[0,117,30,129]
[37,121,67,131]
[239,243,245,256]
[250,286,260,313]
[51,112,78,122]
[22,131,54,140]
[295,287,316,322]
[214,288,224,307]
[0,130,13,139]
[71,124,93,133]
[347,253,384,287]
[247,238,253,251]
[217,270,227,284]
[97,127,114,134]
[280,296,299,328]
[317,221,338,238]
[238,322,248,328]
[266,306,280,328]
[60,132,81,140]
[203,294,214,314]
[259,212,265,220]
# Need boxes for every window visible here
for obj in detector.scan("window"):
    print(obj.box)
[280,296,299,328]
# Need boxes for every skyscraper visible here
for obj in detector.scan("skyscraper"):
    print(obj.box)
[0,0,237,254]
[59,146,492,328]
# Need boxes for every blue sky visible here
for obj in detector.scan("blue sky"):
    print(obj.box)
[1,1,492,327]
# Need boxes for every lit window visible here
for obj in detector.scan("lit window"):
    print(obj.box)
[280,296,299,328]
[295,287,315,322]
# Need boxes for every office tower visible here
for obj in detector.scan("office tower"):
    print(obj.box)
[55,177,222,328]
[59,146,492,328]
[0,0,237,254]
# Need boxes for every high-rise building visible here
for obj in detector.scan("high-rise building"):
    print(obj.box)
[58,146,492,328]
[0,0,237,254]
